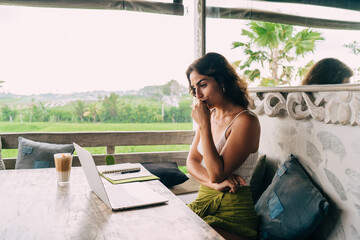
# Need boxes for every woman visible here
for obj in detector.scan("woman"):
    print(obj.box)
[186,52,260,240]
[301,58,353,85]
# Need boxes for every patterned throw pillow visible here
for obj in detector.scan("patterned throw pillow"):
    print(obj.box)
[255,154,329,240]
[15,137,74,169]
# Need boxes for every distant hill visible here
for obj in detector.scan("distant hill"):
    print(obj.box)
[139,80,188,97]
[0,80,189,108]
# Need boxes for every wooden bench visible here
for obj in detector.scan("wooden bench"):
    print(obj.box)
[0,130,195,169]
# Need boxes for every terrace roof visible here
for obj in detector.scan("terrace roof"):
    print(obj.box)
[0,0,359,30]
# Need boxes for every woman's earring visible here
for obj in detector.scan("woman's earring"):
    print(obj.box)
[222,87,225,93]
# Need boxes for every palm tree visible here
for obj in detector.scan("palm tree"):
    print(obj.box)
[86,102,99,123]
[232,21,324,86]
[102,93,119,121]
[73,100,86,122]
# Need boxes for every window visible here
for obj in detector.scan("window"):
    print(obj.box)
[206,0,360,86]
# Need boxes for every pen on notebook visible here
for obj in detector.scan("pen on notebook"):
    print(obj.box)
[121,168,141,174]
[101,167,141,174]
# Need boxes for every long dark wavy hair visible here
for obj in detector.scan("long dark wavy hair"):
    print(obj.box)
[186,52,250,109]
[301,58,353,85]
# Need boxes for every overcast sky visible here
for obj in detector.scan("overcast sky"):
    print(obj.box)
[0,5,194,95]
[0,3,359,95]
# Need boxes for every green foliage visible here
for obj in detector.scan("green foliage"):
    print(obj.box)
[84,102,100,123]
[344,41,360,56]
[0,80,193,124]
[105,155,115,165]
[101,93,120,121]
[47,108,73,122]
[164,97,192,123]
[244,69,261,81]
[286,29,323,56]
[17,101,49,123]
[232,21,324,86]
[1,105,17,121]
[178,166,188,174]
[344,41,360,83]
[296,60,315,81]
[258,78,277,87]
[0,95,193,124]
[73,100,86,122]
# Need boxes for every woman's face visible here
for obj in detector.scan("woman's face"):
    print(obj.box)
[189,70,223,109]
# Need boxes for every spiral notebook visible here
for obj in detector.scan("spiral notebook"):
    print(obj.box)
[97,163,159,184]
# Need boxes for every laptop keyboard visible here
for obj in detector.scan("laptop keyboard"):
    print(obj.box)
[106,185,144,207]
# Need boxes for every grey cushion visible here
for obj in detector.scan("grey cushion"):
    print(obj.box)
[15,137,74,169]
[0,137,5,170]
[250,154,266,203]
[254,154,329,240]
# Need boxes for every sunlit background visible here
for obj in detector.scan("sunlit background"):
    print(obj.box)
[0,1,360,95]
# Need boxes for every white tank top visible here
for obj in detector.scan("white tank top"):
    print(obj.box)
[197,110,258,184]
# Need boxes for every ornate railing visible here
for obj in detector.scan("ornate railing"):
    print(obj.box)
[249,84,360,126]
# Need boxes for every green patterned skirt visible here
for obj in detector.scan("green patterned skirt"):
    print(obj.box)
[188,185,259,239]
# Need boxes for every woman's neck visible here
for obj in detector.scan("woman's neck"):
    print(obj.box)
[213,101,241,116]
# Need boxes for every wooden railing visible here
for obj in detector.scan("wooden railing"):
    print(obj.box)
[1,131,195,169]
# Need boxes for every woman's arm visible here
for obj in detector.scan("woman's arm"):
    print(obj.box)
[189,101,259,188]
[189,101,223,184]
[200,112,260,183]
[186,125,246,193]
[186,130,214,187]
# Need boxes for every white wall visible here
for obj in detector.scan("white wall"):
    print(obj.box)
[251,85,360,240]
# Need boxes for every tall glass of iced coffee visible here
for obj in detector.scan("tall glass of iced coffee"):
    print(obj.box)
[54,153,73,185]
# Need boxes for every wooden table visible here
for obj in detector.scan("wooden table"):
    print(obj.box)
[0,167,223,240]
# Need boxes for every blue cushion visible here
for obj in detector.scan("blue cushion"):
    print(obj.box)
[15,137,74,169]
[254,154,329,240]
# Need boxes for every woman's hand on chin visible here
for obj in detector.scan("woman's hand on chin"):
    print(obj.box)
[192,100,210,127]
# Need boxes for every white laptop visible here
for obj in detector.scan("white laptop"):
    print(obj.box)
[74,142,168,211]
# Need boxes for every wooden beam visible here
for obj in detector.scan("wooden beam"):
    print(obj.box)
[3,151,189,169]
[258,0,360,12]
[106,146,115,154]
[0,0,184,16]
[0,0,358,30]
[0,131,195,149]
[206,7,360,30]
[194,0,206,58]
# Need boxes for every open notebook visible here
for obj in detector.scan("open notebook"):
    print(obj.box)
[97,163,159,184]
[74,142,168,211]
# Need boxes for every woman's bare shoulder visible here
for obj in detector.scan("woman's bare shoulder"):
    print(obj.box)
[231,111,260,134]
